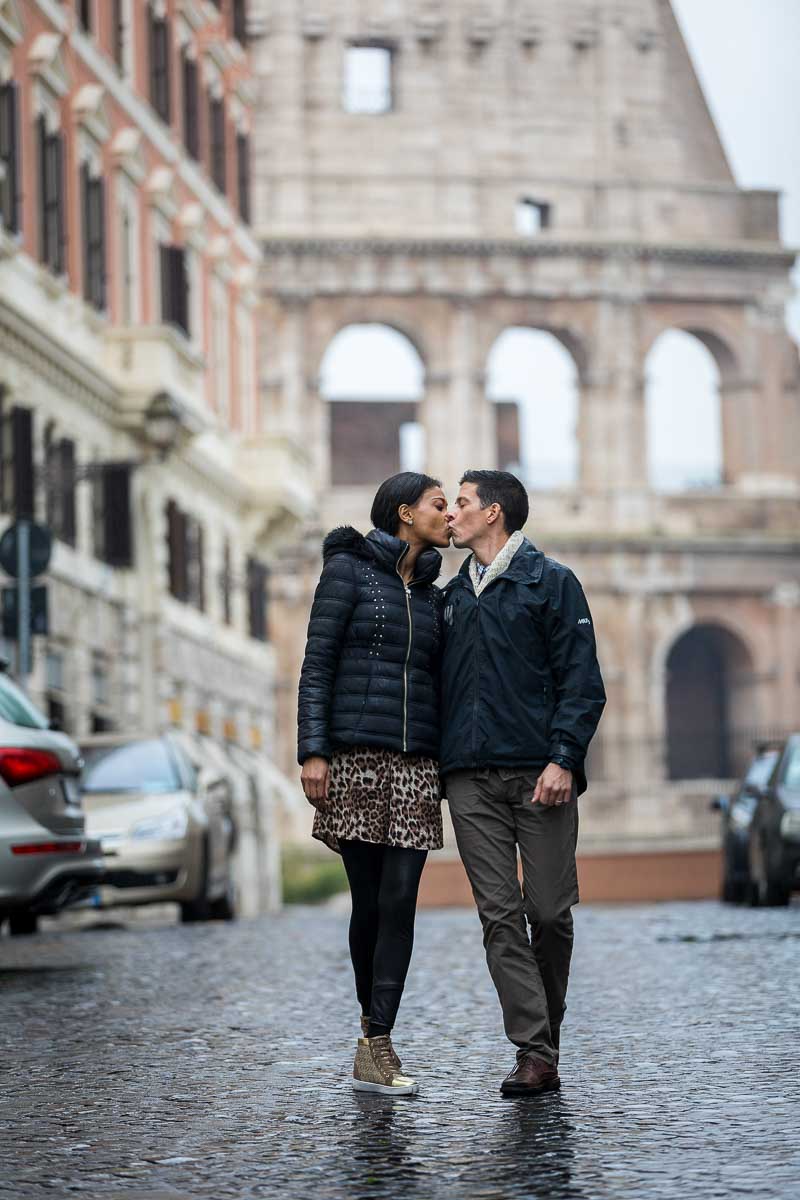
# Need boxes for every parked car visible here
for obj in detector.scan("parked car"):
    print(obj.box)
[79,733,237,922]
[748,733,800,907]
[711,743,781,903]
[0,666,104,936]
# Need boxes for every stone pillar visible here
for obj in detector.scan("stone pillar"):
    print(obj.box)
[719,379,762,486]
[422,301,495,489]
[578,300,647,500]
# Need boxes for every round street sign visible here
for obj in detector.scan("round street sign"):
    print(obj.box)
[0,521,53,578]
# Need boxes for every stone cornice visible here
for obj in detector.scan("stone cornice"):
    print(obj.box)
[260,237,796,271]
[0,294,120,422]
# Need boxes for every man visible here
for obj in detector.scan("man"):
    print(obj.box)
[440,470,605,1096]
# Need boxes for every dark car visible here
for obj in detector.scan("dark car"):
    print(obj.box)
[748,734,800,907]
[712,744,781,903]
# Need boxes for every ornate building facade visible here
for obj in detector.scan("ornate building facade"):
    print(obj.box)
[0,0,313,913]
[251,0,800,899]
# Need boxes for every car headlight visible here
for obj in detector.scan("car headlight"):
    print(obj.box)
[779,810,800,840]
[130,809,189,841]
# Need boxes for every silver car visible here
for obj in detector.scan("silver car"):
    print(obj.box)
[79,733,237,923]
[0,669,104,936]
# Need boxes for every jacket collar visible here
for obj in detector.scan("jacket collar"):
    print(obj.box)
[365,529,442,585]
[450,536,544,589]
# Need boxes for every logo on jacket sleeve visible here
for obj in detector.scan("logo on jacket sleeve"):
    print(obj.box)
[444,604,455,626]
[577,617,591,625]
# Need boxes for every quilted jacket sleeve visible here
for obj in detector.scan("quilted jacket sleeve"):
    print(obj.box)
[297,554,359,764]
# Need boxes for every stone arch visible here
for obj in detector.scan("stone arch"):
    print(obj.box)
[644,329,723,491]
[477,308,591,384]
[664,622,758,779]
[319,323,427,486]
[310,304,431,378]
[486,326,580,487]
[641,311,742,385]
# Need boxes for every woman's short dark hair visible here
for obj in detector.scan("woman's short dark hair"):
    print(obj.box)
[460,470,529,534]
[370,472,442,535]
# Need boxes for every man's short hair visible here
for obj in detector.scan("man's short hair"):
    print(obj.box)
[460,470,529,534]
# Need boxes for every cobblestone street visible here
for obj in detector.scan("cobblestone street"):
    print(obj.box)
[2,899,799,1200]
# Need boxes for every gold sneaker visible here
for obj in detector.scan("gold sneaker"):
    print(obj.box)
[360,1017,402,1071]
[352,1036,418,1095]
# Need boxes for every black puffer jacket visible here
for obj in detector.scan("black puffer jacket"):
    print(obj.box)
[297,527,443,763]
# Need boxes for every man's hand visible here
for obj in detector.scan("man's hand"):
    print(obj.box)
[301,756,330,807]
[532,763,574,807]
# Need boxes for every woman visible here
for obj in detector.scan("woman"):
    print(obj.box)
[298,472,450,1096]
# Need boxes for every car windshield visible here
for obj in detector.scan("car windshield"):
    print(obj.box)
[783,745,800,791]
[0,674,49,730]
[80,739,181,794]
[745,751,779,790]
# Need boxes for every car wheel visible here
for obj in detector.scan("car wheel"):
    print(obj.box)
[180,839,212,923]
[209,876,237,921]
[721,876,747,904]
[9,912,39,936]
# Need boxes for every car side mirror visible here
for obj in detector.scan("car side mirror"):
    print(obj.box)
[711,794,730,812]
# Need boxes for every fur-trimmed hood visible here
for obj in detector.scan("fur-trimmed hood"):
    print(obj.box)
[322,526,442,585]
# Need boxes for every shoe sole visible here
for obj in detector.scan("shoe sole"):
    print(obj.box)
[353,1080,418,1096]
[500,1078,561,1097]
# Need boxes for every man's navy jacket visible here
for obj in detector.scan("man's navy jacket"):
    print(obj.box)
[439,538,606,794]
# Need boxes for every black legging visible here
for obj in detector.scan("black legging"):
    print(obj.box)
[339,839,428,1037]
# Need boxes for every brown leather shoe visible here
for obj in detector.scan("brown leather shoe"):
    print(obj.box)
[500,1055,561,1097]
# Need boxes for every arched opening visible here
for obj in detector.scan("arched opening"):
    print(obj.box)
[486,328,579,488]
[645,330,722,491]
[665,624,756,779]
[320,324,425,485]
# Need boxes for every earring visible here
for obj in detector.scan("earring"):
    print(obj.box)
[407,518,414,525]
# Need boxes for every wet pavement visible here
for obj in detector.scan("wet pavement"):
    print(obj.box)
[1,898,799,1199]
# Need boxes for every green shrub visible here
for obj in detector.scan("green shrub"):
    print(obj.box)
[281,845,348,905]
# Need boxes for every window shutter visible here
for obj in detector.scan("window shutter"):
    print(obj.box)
[103,464,133,567]
[37,114,47,264]
[0,82,20,234]
[96,174,107,310]
[160,244,173,326]
[209,95,226,193]
[236,133,250,224]
[196,523,205,612]
[112,0,125,70]
[81,162,91,302]
[166,499,188,600]
[233,0,247,45]
[54,132,66,275]
[12,406,34,520]
[182,51,200,160]
[60,440,77,546]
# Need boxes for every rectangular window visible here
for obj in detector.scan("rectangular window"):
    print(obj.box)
[93,463,133,567]
[166,500,205,611]
[0,81,21,235]
[247,557,268,642]
[515,198,552,235]
[81,164,106,311]
[37,117,66,275]
[232,0,247,45]
[220,539,232,625]
[0,402,34,519]
[160,244,190,336]
[209,94,226,193]
[211,277,228,419]
[236,132,250,224]
[77,0,92,33]
[343,45,394,114]
[112,0,126,71]
[148,4,171,124]
[181,49,200,160]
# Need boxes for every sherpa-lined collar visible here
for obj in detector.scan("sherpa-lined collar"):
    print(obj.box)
[468,530,525,596]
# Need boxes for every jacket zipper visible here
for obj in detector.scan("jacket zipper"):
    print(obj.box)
[396,546,412,752]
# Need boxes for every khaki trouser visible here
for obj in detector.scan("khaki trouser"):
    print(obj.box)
[447,767,579,1066]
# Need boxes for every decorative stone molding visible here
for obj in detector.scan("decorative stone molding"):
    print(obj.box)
[466,9,496,47]
[517,11,544,48]
[146,166,179,220]
[28,31,70,98]
[300,12,328,41]
[110,127,146,184]
[414,9,444,44]
[0,0,23,48]
[72,83,111,144]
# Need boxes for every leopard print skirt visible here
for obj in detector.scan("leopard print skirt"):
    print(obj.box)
[312,746,443,854]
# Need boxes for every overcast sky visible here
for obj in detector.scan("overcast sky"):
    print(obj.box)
[324,2,800,489]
